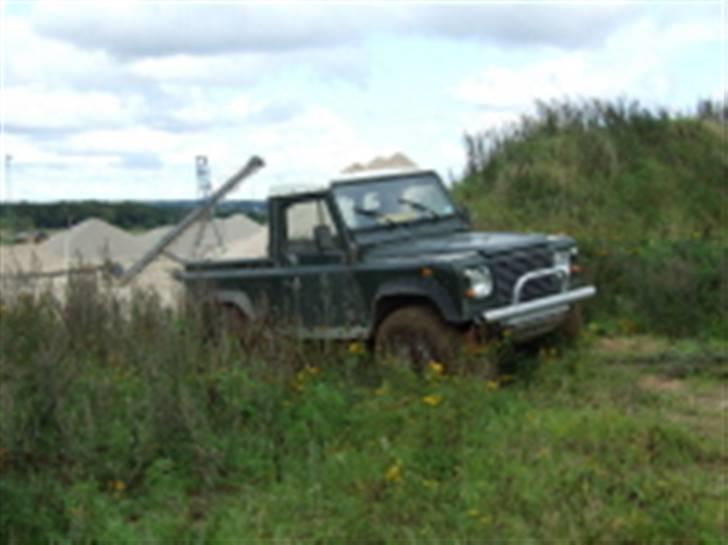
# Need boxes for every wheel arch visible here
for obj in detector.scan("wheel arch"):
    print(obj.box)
[372,281,461,335]
[210,290,256,321]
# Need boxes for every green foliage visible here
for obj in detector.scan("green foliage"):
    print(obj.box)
[0,201,266,232]
[0,284,725,543]
[455,98,727,337]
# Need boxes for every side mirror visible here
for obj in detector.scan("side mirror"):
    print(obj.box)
[313,224,336,252]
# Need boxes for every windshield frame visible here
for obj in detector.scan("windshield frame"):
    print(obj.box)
[330,171,458,233]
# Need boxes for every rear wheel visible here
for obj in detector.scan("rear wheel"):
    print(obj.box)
[374,305,458,373]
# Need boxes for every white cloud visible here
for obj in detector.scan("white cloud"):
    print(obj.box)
[4,17,132,91]
[33,2,362,58]
[454,13,722,124]
[2,86,140,131]
[31,2,641,60]
[127,53,266,85]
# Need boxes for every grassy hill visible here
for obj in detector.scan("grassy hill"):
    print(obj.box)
[453,98,727,337]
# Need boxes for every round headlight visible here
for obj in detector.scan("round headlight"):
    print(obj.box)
[464,266,493,298]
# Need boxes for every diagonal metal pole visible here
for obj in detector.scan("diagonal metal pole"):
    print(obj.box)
[119,156,265,285]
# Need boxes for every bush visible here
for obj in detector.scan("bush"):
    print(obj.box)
[582,239,727,337]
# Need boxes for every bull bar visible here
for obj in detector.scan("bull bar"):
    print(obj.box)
[483,286,597,324]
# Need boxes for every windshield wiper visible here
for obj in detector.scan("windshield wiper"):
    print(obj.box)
[398,197,440,219]
[353,206,416,239]
[353,206,397,227]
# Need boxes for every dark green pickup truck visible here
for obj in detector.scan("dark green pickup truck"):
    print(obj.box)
[179,168,596,364]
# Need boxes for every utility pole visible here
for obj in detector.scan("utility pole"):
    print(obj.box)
[191,155,224,258]
[4,155,11,203]
[3,154,14,238]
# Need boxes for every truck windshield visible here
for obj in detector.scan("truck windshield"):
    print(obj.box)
[332,173,456,231]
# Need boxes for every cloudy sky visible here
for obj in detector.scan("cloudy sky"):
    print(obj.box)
[1,1,724,201]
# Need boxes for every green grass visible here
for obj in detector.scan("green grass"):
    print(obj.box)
[1,282,725,544]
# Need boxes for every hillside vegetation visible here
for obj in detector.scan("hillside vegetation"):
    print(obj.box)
[454,98,727,337]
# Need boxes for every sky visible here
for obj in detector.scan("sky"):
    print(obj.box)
[0,0,725,201]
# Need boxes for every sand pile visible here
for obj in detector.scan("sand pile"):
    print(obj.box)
[219,229,269,260]
[137,214,263,260]
[42,218,146,265]
[0,243,64,275]
[342,152,419,174]
[1,213,266,307]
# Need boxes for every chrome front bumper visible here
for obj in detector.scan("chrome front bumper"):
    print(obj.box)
[482,286,596,340]
[481,261,597,339]
[484,286,597,324]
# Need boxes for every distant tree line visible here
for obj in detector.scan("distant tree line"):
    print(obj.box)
[0,200,266,232]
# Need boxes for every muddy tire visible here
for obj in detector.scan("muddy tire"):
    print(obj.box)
[374,305,458,372]
[221,304,250,337]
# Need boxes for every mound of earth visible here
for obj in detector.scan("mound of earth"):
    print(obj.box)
[41,218,144,265]
[136,214,264,260]
[342,152,419,173]
[219,229,269,260]
[0,243,64,275]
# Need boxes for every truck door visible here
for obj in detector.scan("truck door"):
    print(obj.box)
[280,195,366,335]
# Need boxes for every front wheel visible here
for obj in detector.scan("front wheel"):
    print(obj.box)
[374,305,458,373]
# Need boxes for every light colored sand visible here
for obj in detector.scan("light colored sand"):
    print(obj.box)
[219,228,269,259]
[41,218,146,265]
[117,255,184,307]
[136,214,264,260]
[1,214,266,307]
[0,243,64,275]
[342,152,419,173]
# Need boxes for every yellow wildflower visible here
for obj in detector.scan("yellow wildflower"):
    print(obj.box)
[422,393,443,407]
[348,342,365,355]
[467,508,480,518]
[111,480,126,492]
[498,374,514,384]
[485,380,499,391]
[428,361,445,376]
[304,365,320,376]
[385,461,402,482]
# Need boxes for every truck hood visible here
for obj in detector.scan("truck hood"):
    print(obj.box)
[363,231,552,261]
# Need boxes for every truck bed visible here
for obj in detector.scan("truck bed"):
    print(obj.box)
[184,256,274,273]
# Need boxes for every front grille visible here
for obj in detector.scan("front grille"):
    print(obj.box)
[488,245,561,306]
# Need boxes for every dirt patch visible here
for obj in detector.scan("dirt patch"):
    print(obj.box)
[597,335,671,357]
[638,372,727,422]
[638,374,685,394]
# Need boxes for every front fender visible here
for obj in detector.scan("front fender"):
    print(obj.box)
[373,277,462,325]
